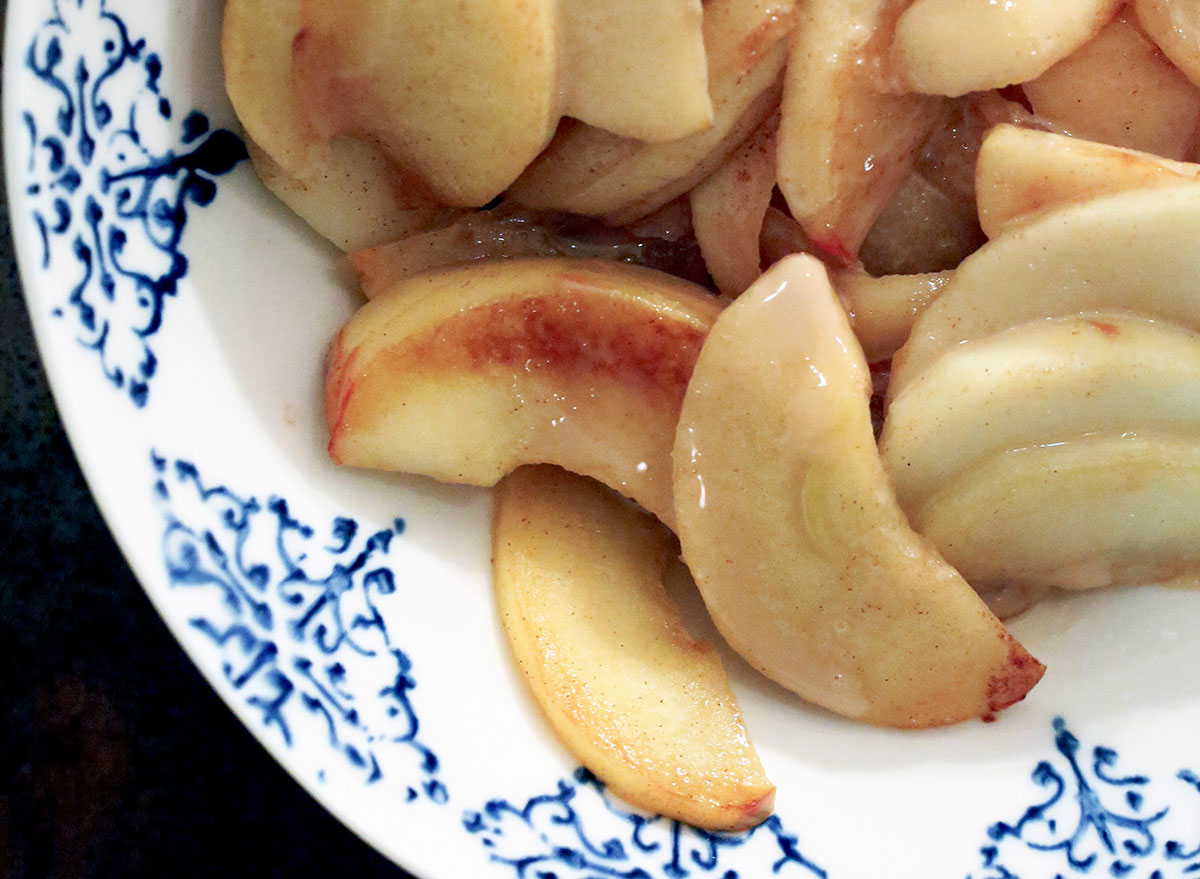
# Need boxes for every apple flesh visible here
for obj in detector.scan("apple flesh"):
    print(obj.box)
[832,268,951,363]
[672,254,1043,727]
[493,465,774,831]
[326,258,722,529]
[1134,0,1200,93]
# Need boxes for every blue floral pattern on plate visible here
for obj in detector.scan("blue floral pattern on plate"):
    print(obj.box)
[970,718,1200,879]
[22,0,245,407]
[464,768,827,879]
[153,453,445,803]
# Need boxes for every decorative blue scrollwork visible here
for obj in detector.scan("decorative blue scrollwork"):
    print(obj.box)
[153,452,444,802]
[969,718,1200,879]
[23,0,246,407]
[464,768,827,879]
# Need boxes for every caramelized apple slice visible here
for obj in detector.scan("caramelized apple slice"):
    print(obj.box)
[916,435,1200,591]
[976,125,1200,238]
[326,259,721,528]
[891,184,1200,399]
[882,313,1200,513]
[893,0,1122,97]
[493,465,774,831]
[672,254,1043,727]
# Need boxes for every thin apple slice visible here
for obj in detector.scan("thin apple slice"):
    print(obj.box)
[832,268,951,363]
[1023,11,1200,161]
[493,465,774,831]
[976,126,1200,239]
[777,0,947,264]
[882,313,1200,514]
[558,0,711,143]
[292,0,559,207]
[326,258,721,529]
[915,435,1200,592]
[247,139,456,252]
[689,112,779,296]
[1134,0,1200,93]
[672,254,1043,727]
[893,0,1123,97]
[508,0,795,224]
[890,184,1200,399]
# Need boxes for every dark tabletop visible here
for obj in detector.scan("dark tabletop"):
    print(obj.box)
[0,6,416,876]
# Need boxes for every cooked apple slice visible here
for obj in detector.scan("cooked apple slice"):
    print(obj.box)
[689,112,778,296]
[326,258,721,528]
[893,0,1122,97]
[882,313,1200,513]
[776,0,948,264]
[915,435,1200,592]
[672,254,1043,727]
[1023,11,1200,161]
[508,0,795,224]
[493,465,774,831]
[559,0,711,143]
[832,268,950,363]
[1134,0,1200,92]
[292,0,559,207]
[890,183,1200,399]
[976,126,1200,239]
[247,139,456,252]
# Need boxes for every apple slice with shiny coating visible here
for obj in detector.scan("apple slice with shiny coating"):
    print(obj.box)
[882,313,1200,514]
[976,125,1200,239]
[832,268,950,363]
[493,465,774,831]
[672,254,1043,727]
[326,258,721,529]
[1134,0,1200,92]
[915,435,1200,592]
[893,0,1122,97]
[890,184,1200,401]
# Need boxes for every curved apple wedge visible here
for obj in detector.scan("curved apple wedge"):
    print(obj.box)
[326,259,722,528]
[672,255,1043,727]
[493,465,774,831]
[916,435,1200,592]
[882,313,1200,513]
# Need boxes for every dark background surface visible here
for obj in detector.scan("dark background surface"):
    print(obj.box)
[0,3,417,875]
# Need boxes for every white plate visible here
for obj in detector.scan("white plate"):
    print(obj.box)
[8,3,1200,877]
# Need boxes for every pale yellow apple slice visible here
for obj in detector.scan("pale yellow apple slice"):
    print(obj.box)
[292,0,558,207]
[493,465,774,831]
[832,268,951,363]
[558,0,711,143]
[892,0,1123,97]
[976,125,1200,239]
[776,0,948,263]
[890,183,1200,400]
[1023,11,1200,161]
[1134,0,1200,92]
[508,0,795,224]
[915,435,1200,592]
[247,139,456,252]
[326,258,721,528]
[882,313,1200,513]
[672,254,1043,727]
[689,112,778,296]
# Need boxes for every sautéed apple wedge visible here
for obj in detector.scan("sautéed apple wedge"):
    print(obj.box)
[672,255,1043,728]
[325,258,722,530]
[493,465,774,832]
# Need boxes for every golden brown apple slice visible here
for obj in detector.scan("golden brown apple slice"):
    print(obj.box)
[672,254,1043,727]
[247,139,456,252]
[558,0,711,143]
[1134,0,1200,92]
[292,0,559,207]
[882,313,1200,514]
[326,258,721,528]
[508,0,795,223]
[890,183,1200,399]
[493,465,774,831]
[916,435,1200,592]
[776,0,948,264]
[689,112,779,296]
[1023,11,1200,161]
[976,126,1200,238]
[892,0,1123,97]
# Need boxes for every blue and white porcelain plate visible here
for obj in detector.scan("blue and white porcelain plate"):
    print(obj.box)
[8,3,1200,877]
